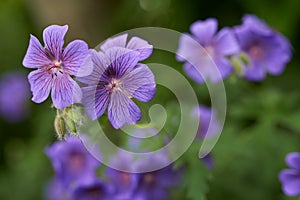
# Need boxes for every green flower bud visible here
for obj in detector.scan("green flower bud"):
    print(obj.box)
[54,115,66,140]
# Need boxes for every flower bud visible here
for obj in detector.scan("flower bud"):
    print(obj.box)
[54,115,66,140]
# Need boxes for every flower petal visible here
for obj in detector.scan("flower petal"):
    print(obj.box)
[81,85,109,120]
[22,35,52,68]
[214,28,240,55]
[28,69,52,103]
[243,61,266,81]
[190,18,218,46]
[77,50,108,85]
[108,90,141,129]
[120,64,156,102]
[51,73,82,109]
[286,153,300,170]
[127,37,153,61]
[62,40,92,77]
[43,25,68,60]
[183,62,204,83]
[279,169,300,196]
[100,34,127,52]
[105,47,140,79]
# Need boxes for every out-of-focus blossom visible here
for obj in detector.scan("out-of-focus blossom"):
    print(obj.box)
[71,179,113,200]
[234,14,292,81]
[45,179,70,200]
[22,24,92,109]
[279,152,300,197]
[78,46,156,129]
[0,72,30,122]
[46,136,100,187]
[177,18,240,83]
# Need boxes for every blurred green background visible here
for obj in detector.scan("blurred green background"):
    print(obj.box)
[0,0,300,199]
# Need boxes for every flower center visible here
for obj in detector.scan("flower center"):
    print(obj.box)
[249,45,263,59]
[205,46,214,56]
[106,79,120,93]
[47,60,64,77]
[143,173,156,184]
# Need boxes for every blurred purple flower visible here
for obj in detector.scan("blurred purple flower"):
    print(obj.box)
[279,152,300,197]
[234,14,292,81]
[71,179,113,200]
[177,18,240,83]
[0,72,30,122]
[22,25,92,109]
[46,136,100,187]
[45,179,70,200]
[78,46,156,129]
[132,152,182,200]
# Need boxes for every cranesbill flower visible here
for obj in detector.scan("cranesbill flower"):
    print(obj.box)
[46,136,100,187]
[71,179,113,200]
[234,15,292,81]
[177,18,240,83]
[0,72,30,122]
[78,46,156,129]
[22,25,92,109]
[279,152,300,197]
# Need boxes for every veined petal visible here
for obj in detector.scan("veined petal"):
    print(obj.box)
[190,18,218,46]
[108,90,141,129]
[100,34,128,52]
[81,85,109,120]
[214,28,240,56]
[51,73,82,109]
[43,25,68,60]
[105,47,140,79]
[62,40,92,77]
[127,37,153,61]
[120,64,156,102]
[77,50,108,85]
[22,35,52,68]
[28,69,53,103]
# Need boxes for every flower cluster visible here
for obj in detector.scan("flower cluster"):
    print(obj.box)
[45,136,181,200]
[177,14,292,82]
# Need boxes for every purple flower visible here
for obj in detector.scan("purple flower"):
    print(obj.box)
[132,153,182,200]
[71,179,113,200]
[46,136,100,187]
[0,72,30,122]
[279,152,300,197]
[45,179,70,200]
[22,25,92,109]
[78,42,156,129]
[177,18,240,83]
[234,15,292,81]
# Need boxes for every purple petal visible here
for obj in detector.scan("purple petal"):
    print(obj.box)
[127,37,153,61]
[100,34,127,52]
[279,169,300,196]
[243,61,266,81]
[213,57,233,80]
[105,47,140,78]
[43,25,68,60]
[28,69,52,103]
[242,14,273,36]
[214,28,240,55]
[120,64,156,102]
[62,40,92,77]
[183,62,204,83]
[190,18,218,45]
[81,85,109,120]
[51,74,82,109]
[108,90,141,129]
[286,153,300,170]
[22,35,52,69]
[77,50,108,85]
[176,33,206,62]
